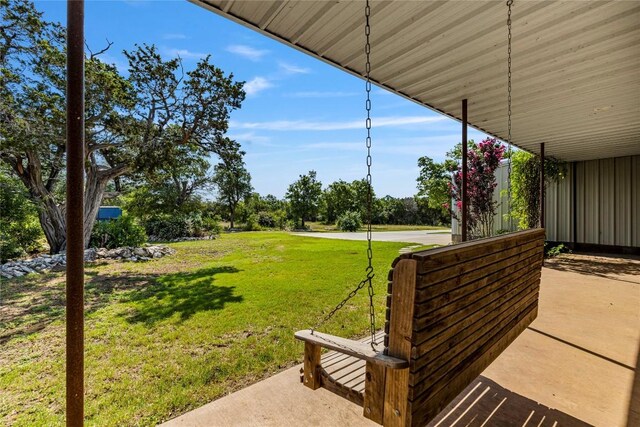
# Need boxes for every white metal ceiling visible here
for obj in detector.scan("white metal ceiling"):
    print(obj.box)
[191,0,640,162]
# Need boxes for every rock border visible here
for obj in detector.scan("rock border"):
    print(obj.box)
[0,245,176,279]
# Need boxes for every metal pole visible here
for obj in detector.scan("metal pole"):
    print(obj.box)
[540,142,545,229]
[572,161,577,247]
[66,1,85,425]
[461,99,468,242]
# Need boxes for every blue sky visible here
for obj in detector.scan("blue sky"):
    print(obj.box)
[36,0,490,198]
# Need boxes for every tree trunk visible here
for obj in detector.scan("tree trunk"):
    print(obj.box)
[229,204,235,229]
[82,166,111,248]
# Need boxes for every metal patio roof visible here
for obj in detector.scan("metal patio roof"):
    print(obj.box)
[191,0,640,162]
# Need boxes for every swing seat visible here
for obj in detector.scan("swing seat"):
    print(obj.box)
[296,228,545,426]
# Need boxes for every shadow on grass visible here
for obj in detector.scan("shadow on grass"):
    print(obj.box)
[122,266,243,325]
[1,265,243,343]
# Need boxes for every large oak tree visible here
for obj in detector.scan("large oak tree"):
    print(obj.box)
[0,0,245,252]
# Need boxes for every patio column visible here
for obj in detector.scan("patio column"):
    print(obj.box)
[66,1,85,425]
[461,99,468,242]
[540,142,545,229]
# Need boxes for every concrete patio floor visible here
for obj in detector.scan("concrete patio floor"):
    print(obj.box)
[162,253,640,427]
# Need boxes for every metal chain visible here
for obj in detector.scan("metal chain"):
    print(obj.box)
[311,0,377,351]
[364,0,376,350]
[506,0,513,230]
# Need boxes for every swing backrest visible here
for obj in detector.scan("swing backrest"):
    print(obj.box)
[382,228,544,426]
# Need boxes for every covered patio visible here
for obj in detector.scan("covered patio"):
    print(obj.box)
[162,253,640,426]
[58,0,639,425]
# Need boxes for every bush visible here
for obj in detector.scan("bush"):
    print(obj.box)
[544,242,571,258]
[144,213,220,240]
[242,213,262,231]
[1,174,46,261]
[90,215,147,249]
[336,211,362,232]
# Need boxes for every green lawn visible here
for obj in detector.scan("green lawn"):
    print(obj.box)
[0,232,426,426]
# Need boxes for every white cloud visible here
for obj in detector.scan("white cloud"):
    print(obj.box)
[226,44,269,61]
[227,132,273,146]
[278,61,311,75]
[163,33,188,40]
[244,77,273,96]
[163,47,208,60]
[284,91,358,98]
[230,116,446,131]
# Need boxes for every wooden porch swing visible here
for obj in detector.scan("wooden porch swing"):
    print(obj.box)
[295,1,544,425]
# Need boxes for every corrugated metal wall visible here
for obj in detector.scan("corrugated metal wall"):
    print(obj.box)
[453,155,639,248]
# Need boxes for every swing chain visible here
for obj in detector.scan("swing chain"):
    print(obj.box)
[506,0,513,230]
[364,0,377,348]
[311,0,378,351]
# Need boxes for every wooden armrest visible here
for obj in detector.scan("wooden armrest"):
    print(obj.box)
[295,330,409,369]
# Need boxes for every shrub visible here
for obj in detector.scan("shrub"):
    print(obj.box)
[90,215,147,249]
[544,242,571,258]
[242,213,262,231]
[0,174,46,261]
[144,213,220,240]
[336,211,362,232]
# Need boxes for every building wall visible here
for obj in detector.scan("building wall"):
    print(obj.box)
[453,155,639,248]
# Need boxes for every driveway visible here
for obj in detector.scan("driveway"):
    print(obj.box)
[291,230,452,246]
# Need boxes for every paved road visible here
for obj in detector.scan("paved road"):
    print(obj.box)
[292,230,451,246]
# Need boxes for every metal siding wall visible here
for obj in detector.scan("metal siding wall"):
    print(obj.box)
[614,157,632,246]
[599,159,616,245]
[582,160,600,244]
[546,174,558,240]
[633,156,640,247]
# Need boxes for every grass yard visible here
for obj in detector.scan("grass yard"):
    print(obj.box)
[0,232,424,426]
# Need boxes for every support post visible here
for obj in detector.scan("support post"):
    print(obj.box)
[383,259,416,426]
[540,142,545,229]
[66,1,85,426]
[572,161,577,247]
[461,99,468,242]
[302,342,322,390]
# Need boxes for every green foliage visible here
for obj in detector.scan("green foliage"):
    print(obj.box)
[285,170,323,228]
[1,1,245,253]
[336,211,362,232]
[0,173,45,261]
[212,148,253,229]
[544,242,571,258]
[144,213,220,240]
[321,179,374,224]
[511,151,567,229]
[89,215,147,249]
[241,213,262,231]
[416,156,450,216]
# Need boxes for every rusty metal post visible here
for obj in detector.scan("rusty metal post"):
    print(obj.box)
[540,142,545,229]
[461,99,468,242]
[66,1,85,425]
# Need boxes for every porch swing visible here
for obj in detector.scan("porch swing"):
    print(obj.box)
[295,1,545,426]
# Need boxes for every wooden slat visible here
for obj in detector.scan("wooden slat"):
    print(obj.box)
[414,265,541,329]
[415,240,543,298]
[410,306,538,424]
[410,303,537,406]
[411,288,539,370]
[414,249,542,315]
[412,276,539,355]
[414,270,540,337]
[295,330,408,369]
[383,259,417,427]
[409,229,545,273]
[319,369,364,407]
[409,296,538,399]
[415,239,543,291]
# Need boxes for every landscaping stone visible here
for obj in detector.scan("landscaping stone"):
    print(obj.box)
[0,244,176,279]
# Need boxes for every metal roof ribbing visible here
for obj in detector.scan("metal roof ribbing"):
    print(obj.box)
[192,0,640,162]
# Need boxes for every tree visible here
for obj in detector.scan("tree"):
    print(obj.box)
[0,1,245,252]
[212,146,252,229]
[285,170,322,228]
[450,138,505,238]
[416,156,450,218]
